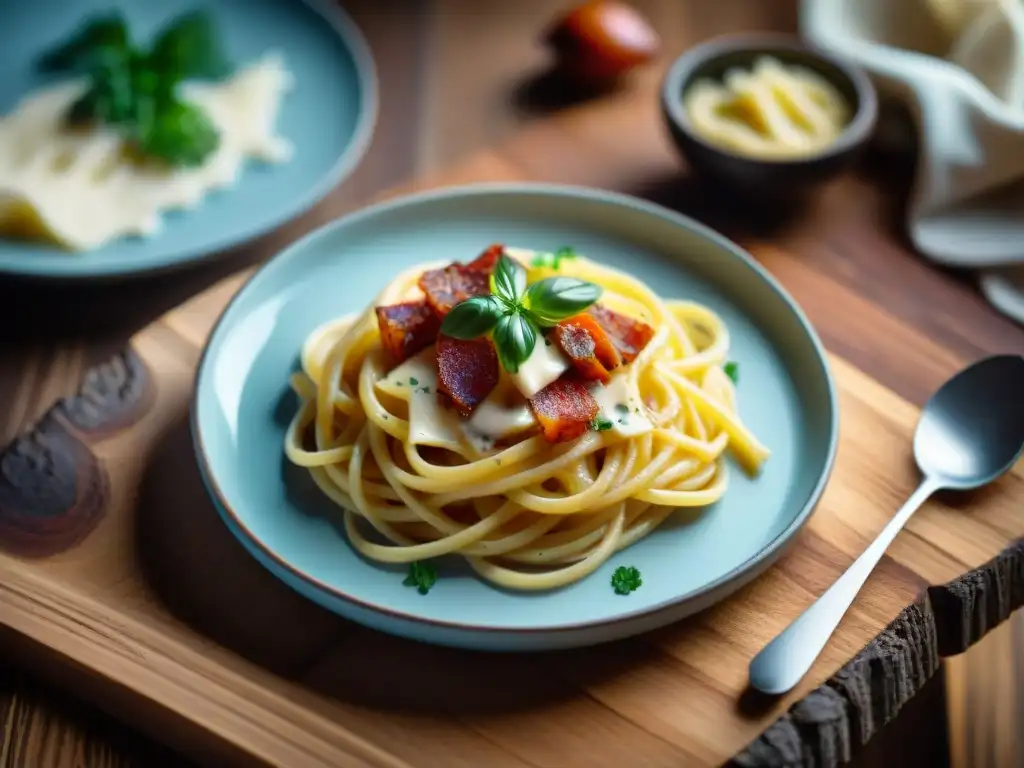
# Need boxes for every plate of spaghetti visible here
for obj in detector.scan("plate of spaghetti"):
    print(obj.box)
[192,183,838,651]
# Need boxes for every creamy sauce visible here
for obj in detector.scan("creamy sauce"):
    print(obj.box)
[683,55,849,160]
[589,372,654,438]
[462,398,537,451]
[0,52,293,251]
[510,339,571,399]
[377,348,542,452]
[376,350,462,451]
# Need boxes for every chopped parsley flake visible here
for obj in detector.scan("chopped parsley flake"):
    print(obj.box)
[723,362,739,384]
[409,377,419,386]
[611,565,642,594]
[418,386,431,394]
[590,416,614,432]
[403,561,437,595]
[544,338,552,347]
[614,403,629,415]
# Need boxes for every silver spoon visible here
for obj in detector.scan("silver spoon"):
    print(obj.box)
[749,354,1024,696]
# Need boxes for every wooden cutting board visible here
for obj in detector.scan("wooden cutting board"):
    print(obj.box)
[1,79,1023,768]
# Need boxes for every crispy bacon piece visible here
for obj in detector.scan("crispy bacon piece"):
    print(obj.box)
[553,313,623,384]
[529,378,600,443]
[375,301,441,364]
[418,244,505,317]
[467,242,504,272]
[588,304,655,363]
[419,264,489,317]
[436,335,499,416]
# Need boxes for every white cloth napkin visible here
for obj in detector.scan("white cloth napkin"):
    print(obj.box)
[801,0,1024,324]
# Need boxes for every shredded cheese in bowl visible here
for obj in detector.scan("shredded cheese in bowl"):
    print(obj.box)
[683,56,850,160]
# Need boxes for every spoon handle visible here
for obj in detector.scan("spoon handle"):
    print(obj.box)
[748,477,941,695]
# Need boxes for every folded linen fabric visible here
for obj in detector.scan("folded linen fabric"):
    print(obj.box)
[801,0,1024,323]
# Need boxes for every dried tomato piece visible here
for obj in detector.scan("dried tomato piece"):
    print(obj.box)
[553,313,623,383]
[436,335,499,416]
[529,377,600,443]
[375,301,442,364]
[588,304,655,363]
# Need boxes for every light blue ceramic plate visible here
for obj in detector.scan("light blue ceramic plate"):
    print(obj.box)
[0,0,376,279]
[192,184,839,652]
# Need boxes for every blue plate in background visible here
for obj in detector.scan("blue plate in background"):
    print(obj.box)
[191,184,839,652]
[0,0,377,279]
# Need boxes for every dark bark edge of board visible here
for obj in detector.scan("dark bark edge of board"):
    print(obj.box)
[728,539,1024,768]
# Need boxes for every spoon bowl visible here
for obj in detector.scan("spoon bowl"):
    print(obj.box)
[749,354,1024,695]
[913,354,1024,489]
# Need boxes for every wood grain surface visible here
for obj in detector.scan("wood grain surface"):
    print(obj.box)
[0,1,1022,766]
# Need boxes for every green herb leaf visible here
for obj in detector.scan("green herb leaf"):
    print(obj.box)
[553,245,577,264]
[611,565,642,595]
[403,561,437,595]
[614,403,629,415]
[67,51,136,126]
[150,9,230,81]
[129,53,162,100]
[38,12,129,72]
[590,416,614,432]
[44,10,227,168]
[135,97,219,167]
[492,312,537,374]
[490,254,526,304]
[523,276,602,326]
[724,361,739,383]
[530,245,578,270]
[439,295,503,340]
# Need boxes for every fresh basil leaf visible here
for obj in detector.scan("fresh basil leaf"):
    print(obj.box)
[493,312,537,374]
[439,296,502,339]
[150,9,229,81]
[38,12,129,72]
[493,293,518,313]
[490,254,526,303]
[523,277,602,325]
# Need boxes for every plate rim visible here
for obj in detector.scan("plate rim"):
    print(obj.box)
[0,0,379,281]
[190,181,840,636]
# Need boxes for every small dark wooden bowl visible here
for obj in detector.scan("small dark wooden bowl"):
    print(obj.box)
[660,34,878,199]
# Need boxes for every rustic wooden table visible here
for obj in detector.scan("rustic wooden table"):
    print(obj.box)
[1,1,1023,766]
